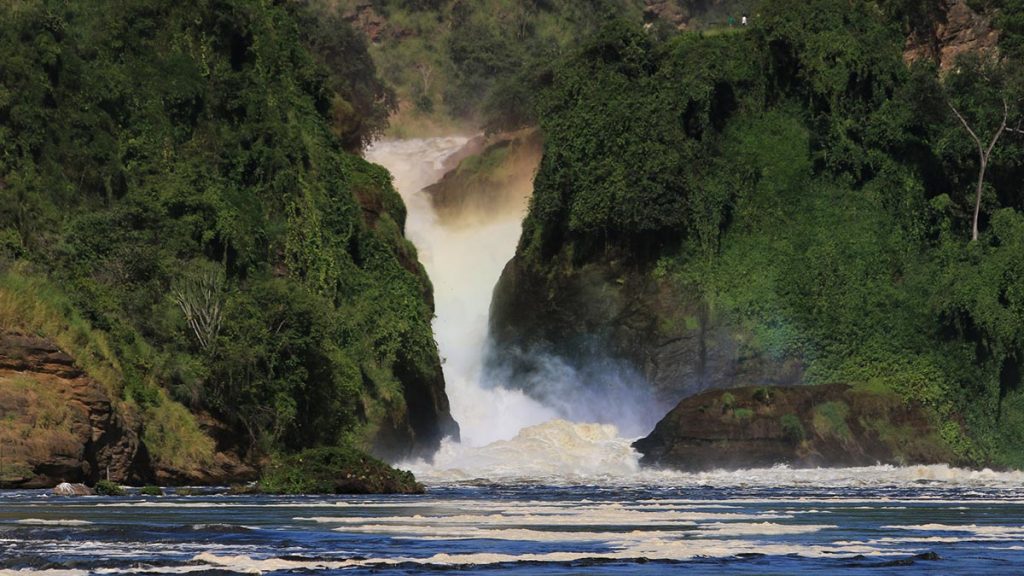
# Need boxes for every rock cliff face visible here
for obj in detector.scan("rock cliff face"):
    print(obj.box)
[0,331,257,487]
[425,130,542,225]
[0,332,148,488]
[633,383,953,470]
[489,251,802,413]
[903,0,999,70]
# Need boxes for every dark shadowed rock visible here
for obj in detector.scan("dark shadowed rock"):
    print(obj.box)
[633,383,955,470]
[489,250,802,414]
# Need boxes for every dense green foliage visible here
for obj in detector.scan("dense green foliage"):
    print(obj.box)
[0,0,443,464]
[316,0,763,132]
[521,0,1024,465]
[93,480,126,496]
[353,0,645,131]
[139,485,164,496]
[259,445,423,494]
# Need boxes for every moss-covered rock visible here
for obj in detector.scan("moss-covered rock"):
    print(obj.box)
[424,130,542,224]
[259,447,424,495]
[633,383,958,470]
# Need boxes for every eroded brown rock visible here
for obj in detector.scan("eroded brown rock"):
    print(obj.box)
[0,332,148,488]
[633,383,955,470]
[904,0,999,70]
[0,331,257,488]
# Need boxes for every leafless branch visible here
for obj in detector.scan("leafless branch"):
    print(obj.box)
[172,265,225,352]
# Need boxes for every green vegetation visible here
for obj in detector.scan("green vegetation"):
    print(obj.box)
[518,0,1024,466]
[313,0,645,131]
[780,414,805,443]
[0,375,79,482]
[259,446,423,494]
[720,392,736,411]
[94,480,126,496]
[0,0,448,475]
[140,485,164,496]
[811,402,853,444]
[733,407,755,421]
[312,0,763,133]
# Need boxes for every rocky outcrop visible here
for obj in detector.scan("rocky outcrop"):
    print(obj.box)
[643,0,688,28]
[903,0,999,70]
[259,446,424,495]
[349,154,460,461]
[0,331,260,488]
[151,411,258,486]
[52,482,93,496]
[425,130,541,225]
[489,251,802,415]
[633,383,954,470]
[374,352,460,462]
[0,332,149,488]
[340,2,389,44]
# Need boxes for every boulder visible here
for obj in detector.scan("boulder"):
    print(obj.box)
[633,383,956,470]
[52,482,93,496]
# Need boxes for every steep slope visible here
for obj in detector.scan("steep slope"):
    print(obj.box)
[0,0,455,485]
[489,0,1024,468]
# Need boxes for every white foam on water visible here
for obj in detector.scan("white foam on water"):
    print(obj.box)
[14,519,93,526]
[366,137,1024,490]
[0,571,90,576]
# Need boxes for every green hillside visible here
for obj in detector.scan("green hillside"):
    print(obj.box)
[0,0,454,483]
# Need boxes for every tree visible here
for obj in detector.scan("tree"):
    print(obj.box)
[948,98,1010,241]
[943,55,1023,241]
[172,263,226,353]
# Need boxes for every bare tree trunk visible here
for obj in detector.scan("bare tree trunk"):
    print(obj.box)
[416,63,433,93]
[949,99,1008,242]
[971,156,989,241]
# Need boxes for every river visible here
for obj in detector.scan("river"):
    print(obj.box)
[2,138,1023,575]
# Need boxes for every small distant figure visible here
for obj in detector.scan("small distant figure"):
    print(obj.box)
[728,15,736,27]
[741,15,748,26]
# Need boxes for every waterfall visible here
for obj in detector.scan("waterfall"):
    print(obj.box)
[365,137,558,447]
[366,137,644,480]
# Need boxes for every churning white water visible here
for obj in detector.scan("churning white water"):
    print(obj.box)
[365,137,1024,487]
[365,137,648,480]
[365,137,559,449]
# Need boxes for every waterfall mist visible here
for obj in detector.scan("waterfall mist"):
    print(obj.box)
[366,137,557,448]
[366,136,659,477]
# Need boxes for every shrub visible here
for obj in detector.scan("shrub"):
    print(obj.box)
[753,386,774,405]
[139,485,163,496]
[720,392,736,411]
[259,446,424,495]
[94,480,125,496]
[734,407,755,421]
[780,413,805,443]
[812,401,852,444]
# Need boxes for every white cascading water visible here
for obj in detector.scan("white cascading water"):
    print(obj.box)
[366,137,1024,486]
[365,137,644,481]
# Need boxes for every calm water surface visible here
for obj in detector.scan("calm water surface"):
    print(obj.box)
[2,469,1024,575]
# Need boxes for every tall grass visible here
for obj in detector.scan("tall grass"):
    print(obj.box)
[0,266,123,397]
